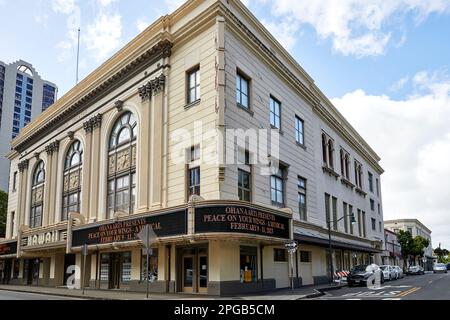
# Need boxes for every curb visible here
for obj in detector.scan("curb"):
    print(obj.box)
[299,284,346,300]
[0,288,117,300]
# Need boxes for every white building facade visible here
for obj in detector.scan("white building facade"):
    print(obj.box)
[0,0,384,295]
[384,219,434,271]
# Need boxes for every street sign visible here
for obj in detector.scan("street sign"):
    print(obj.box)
[285,241,298,253]
[137,225,157,248]
[137,225,158,299]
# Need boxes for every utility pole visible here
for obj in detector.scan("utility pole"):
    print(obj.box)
[76,27,81,84]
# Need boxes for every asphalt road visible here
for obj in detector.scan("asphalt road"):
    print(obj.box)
[0,290,81,300]
[314,272,450,300]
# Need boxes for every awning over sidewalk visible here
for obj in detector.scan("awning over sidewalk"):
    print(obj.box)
[295,234,381,254]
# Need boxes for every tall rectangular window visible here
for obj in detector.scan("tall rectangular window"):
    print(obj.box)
[378,203,381,215]
[332,197,338,231]
[298,177,307,221]
[349,205,354,235]
[357,209,362,237]
[362,211,366,238]
[372,218,376,231]
[370,199,375,211]
[379,222,382,233]
[238,169,251,202]
[187,66,200,104]
[10,211,15,237]
[269,96,281,129]
[368,172,374,193]
[188,167,200,197]
[190,145,200,162]
[295,116,304,145]
[271,167,285,207]
[236,71,250,109]
[12,171,17,192]
[325,193,331,228]
[376,178,380,197]
[343,202,348,233]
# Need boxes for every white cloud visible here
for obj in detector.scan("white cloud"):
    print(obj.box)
[136,18,150,33]
[97,0,118,7]
[331,70,450,248]
[165,0,186,12]
[251,0,450,57]
[389,76,409,92]
[261,17,300,51]
[52,0,77,14]
[84,13,122,61]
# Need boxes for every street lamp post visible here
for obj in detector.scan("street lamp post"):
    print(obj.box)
[327,213,356,284]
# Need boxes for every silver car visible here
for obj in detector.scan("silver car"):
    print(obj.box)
[393,266,404,279]
[434,263,448,274]
[380,265,397,281]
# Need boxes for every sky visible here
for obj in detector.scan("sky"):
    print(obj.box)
[0,0,450,249]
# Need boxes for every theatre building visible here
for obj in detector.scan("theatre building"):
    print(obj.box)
[0,0,385,296]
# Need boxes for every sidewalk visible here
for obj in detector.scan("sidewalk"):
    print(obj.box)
[0,283,345,300]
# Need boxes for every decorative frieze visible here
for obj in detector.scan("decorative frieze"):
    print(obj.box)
[138,74,166,101]
[45,140,60,155]
[83,114,103,133]
[18,159,29,172]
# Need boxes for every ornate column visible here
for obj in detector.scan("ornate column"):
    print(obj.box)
[44,141,60,226]
[84,114,102,222]
[17,160,30,228]
[138,74,166,210]
[81,125,93,221]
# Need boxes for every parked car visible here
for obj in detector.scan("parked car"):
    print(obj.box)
[393,266,404,279]
[406,265,424,275]
[447,263,450,271]
[348,264,385,287]
[380,265,397,281]
[433,263,448,274]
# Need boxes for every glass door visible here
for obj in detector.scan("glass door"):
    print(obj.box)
[183,256,194,293]
[198,255,208,294]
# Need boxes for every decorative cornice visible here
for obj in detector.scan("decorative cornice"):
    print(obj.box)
[138,74,166,101]
[13,39,173,153]
[18,160,29,172]
[34,153,40,160]
[83,114,103,133]
[45,141,60,155]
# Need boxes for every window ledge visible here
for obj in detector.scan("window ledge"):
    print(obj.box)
[341,177,355,189]
[270,125,284,136]
[184,99,201,110]
[296,142,307,150]
[355,187,367,198]
[322,165,340,180]
[237,103,254,116]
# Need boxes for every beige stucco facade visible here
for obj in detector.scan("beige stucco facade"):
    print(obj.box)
[0,0,384,295]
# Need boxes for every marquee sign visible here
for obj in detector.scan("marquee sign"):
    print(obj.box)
[22,230,66,248]
[0,241,17,256]
[72,210,187,247]
[195,205,291,240]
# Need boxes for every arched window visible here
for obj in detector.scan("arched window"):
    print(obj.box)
[107,112,137,218]
[30,161,45,228]
[328,140,334,169]
[62,140,83,221]
[322,134,327,164]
